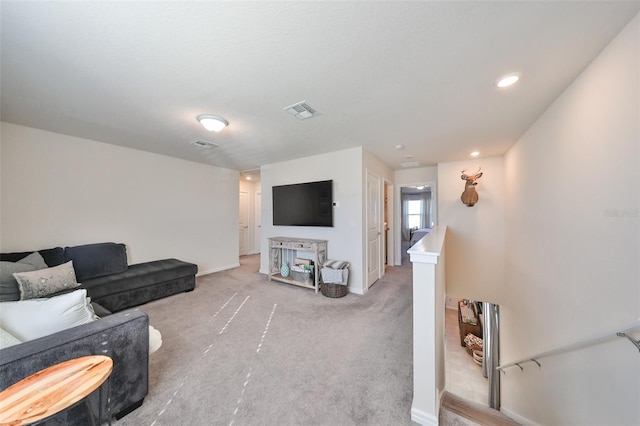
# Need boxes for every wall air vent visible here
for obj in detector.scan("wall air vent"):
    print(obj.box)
[192,140,219,149]
[283,101,318,120]
[400,161,421,168]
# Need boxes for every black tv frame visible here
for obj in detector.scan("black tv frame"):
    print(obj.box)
[272,180,333,227]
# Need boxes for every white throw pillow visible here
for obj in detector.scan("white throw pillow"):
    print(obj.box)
[0,289,97,341]
[149,325,162,354]
[0,326,22,349]
[13,260,79,300]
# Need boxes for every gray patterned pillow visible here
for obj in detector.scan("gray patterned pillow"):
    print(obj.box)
[0,252,49,301]
[13,261,79,300]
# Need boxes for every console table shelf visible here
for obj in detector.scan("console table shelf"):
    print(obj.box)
[268,237,327,293]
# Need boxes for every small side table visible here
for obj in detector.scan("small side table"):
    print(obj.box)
[0,355,113,426]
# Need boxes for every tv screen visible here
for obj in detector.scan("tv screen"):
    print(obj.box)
[272,180,333,227]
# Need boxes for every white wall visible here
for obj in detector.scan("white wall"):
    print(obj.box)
[0,122,240,275]
[437,157,506,306]
[501,15,639,425]
[260,147,365,293]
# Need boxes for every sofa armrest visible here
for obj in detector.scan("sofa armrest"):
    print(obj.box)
[0,309,149,422]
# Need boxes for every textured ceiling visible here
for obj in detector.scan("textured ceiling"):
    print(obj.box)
[1,1,638,172]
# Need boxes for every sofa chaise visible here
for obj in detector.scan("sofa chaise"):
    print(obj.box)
[0,242,198,312]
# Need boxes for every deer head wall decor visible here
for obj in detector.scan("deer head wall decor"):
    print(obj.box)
[460,167,483,207]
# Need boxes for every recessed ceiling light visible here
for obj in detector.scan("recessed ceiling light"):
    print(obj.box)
[394,144,405,150]
[403,154,413,159]
[470,151,480,157]
[495,72,521,88]
[197,115,228,132]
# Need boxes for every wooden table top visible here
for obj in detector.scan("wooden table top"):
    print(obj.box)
[0,355,113,426]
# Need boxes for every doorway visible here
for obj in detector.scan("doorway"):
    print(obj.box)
[366,170,382,289]
[397,183,435,262]
[239,191,249,256]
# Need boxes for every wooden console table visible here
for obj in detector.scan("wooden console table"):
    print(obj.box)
[0,355,113,426]
[268,237,327,293]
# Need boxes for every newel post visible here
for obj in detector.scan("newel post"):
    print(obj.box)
[407,226,447,425]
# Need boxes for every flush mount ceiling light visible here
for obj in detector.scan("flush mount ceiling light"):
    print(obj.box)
[470,151,480,157]
[283,101,318,120]
[495,72,521,88]
[197,115,228,132]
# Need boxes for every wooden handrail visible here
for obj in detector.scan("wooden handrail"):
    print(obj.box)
[496,319,640,372]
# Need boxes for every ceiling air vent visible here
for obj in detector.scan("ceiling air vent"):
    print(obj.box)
[400,161,421,168]
[283,101,318,120]
[192,140,219,149]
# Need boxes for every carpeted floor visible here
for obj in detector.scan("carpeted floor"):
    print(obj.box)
[114,254,416,426]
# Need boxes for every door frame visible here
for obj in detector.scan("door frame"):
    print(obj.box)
[365,169,383,290]
[395,181,437,265]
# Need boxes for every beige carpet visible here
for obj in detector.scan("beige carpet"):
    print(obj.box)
[115,254,416,426]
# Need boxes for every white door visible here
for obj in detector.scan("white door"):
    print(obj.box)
[366,171,381,288]
[255,192,261,255]
[239,191,249,256]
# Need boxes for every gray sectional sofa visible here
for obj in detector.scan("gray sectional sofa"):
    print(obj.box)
[1,242,198,312]
[0,242,198,423]
[0,309,149,424]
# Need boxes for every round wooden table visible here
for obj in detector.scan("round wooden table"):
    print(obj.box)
[0,355,113,426]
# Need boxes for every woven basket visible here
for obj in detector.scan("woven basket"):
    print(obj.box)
[321,282,348,298]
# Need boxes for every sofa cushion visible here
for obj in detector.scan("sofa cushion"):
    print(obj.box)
[64,242,128,281]
[0,252,49,302]
[0,247,65,267]
[13,260,80,300]
[80,258,197,300]
[0,289,98,341]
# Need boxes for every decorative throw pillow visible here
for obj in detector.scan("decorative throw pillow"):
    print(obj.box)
[0,252,49,302]
[149,325,162,355]
[0,289,97,341]
[0,326,23,349]
[13,260,79,300]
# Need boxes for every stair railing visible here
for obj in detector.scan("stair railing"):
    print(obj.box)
[496,320,640,373]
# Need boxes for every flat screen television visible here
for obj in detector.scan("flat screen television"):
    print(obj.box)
[272,180,333,227]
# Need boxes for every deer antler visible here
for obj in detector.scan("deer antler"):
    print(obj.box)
[461,167,481,177]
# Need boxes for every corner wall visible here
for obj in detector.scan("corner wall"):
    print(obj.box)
[501,15,639,425]
[437,156,506,306]
[0,123,240,275]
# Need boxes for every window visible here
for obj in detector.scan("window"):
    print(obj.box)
[408,199,422,229]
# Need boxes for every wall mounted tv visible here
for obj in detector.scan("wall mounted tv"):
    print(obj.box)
[272,180,333,227]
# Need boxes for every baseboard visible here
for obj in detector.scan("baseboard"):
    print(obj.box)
[411,406,438,426]
[501,407,539,426]
[196,262,240,277]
